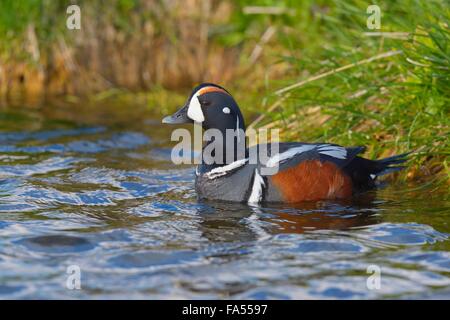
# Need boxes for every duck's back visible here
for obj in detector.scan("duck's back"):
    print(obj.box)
[195,142,407,203]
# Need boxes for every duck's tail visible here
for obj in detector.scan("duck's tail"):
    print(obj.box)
[342,151,410,192]
[374,152,410,177]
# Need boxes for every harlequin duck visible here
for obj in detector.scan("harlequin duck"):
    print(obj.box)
[162,83,408,204]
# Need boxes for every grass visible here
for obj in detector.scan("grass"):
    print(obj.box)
[0,0,243,96]
[229,0,449,186]
[0,0,448,186]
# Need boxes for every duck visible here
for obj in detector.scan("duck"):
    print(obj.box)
[162,83,408,204]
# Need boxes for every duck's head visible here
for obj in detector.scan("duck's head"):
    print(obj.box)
[162,83,245,132]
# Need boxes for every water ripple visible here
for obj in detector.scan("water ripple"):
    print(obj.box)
[16,235,95,254]
[0,132,150,154]
[0,157,82,177]
[0,106,448,299]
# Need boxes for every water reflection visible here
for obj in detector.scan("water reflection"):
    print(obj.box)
[197,195,380,243]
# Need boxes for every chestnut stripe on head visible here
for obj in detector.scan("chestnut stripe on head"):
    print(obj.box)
[197,86,229,96]
[187,86,230,122]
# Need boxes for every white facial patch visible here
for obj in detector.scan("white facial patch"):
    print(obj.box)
[187,92,205,122]
[222,107,231,114]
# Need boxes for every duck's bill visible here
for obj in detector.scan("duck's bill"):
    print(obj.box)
[162,104,192,124]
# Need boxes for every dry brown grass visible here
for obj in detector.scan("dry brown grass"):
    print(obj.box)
[0,0,246,104]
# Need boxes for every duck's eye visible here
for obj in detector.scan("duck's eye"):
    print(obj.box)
[200,99,211,107]
[222,107,231,114]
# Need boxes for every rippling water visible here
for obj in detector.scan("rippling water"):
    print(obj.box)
[0,102,449,299]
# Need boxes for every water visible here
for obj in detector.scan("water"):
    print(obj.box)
[0,101,449,299]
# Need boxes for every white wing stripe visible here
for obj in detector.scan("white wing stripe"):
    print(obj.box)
[265,144,347,167]
[266,145,316,167]
[318,145,347,159]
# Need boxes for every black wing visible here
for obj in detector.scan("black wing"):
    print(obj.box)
[249,142,366,174]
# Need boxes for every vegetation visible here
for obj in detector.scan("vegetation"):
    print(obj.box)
[234,0,449,186]
[0,0,448,185]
